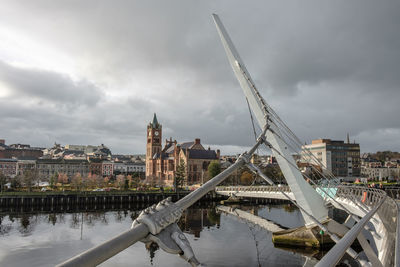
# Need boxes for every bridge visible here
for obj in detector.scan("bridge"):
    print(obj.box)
[56,14,400,267]
[216,185,399,266]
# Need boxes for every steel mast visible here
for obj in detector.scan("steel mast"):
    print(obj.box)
[212,14,328,227]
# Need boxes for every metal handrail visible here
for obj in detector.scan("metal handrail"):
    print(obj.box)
[217,184,400,266]
[316,193,387,267]
[216,185,291,193]
[396,202,400,267]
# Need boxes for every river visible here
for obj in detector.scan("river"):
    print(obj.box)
[0,203,318,267]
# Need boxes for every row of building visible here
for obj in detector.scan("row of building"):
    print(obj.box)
[2,113,399,184]
[360,155,400,181]
[0,158,145,179]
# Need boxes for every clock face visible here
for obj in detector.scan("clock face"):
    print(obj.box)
[155,131,159,136]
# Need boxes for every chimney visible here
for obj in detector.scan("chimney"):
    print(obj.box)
[217,149,220,159]
[195,138,200,145]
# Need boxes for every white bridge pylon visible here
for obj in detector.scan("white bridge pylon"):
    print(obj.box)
[213,14,328,227]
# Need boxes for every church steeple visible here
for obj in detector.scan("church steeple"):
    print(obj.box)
[146,113,162,181]
[152,113,159,128]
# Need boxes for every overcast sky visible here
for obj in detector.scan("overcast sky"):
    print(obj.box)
[0,1,399,155]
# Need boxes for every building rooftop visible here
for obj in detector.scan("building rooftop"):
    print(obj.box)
[182,149,218,160]
[0,158,17,162]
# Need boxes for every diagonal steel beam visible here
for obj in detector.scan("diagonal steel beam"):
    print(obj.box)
[213,13,328,227]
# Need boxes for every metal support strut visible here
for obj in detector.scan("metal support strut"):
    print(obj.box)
[57,129,267,267]
[131,197,201,266]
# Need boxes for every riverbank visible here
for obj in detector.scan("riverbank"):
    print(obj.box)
[0,190,226,212]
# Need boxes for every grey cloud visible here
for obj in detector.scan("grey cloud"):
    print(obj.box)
[0,0,399,154]
[0,61,103,106]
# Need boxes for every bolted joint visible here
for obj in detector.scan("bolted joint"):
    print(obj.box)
[247,163,258,174]
[262,139,273,149]
[238,152,251,164]
[256,132,267,144]
[132,198,183,235]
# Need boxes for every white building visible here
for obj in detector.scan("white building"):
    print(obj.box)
[301,139,360,177]
[361,167,400,181]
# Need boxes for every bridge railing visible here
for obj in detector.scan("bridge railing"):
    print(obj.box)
[383,187,400,200]
[316,188,387,267]
[215,185,291,193]
[216,184,400,266]
[328,186,398,266]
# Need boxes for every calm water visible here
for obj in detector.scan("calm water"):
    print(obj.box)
[0,203,316,267]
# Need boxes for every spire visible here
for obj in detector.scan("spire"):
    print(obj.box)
[152,113,158,128]
[347,133,350,144]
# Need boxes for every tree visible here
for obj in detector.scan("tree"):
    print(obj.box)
[50,172,58,189]
[87,173,98,188]
[131,175,140,188]
[103,177,110,187]
[240,171,253,185]
[174,161,186,192]
[126,175,133,189]
[0,172,7,193]
[263,164,284,184]
[71,173,83,191]
[58,173,68,191]
[23,170,35,192]
[32,170,40,188]
[11,175,22,190]
[115,174,125,190]
[208,160,221,180]
[95,174,104,188]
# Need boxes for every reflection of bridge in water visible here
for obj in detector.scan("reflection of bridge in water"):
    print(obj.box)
[57,14,400,267]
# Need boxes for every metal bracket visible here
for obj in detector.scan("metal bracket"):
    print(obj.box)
[132,198,203,266]
[132,197,183,235]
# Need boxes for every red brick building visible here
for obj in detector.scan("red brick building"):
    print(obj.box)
[145,114,220,186]
[89,158,103,175]
[0,140,43,159]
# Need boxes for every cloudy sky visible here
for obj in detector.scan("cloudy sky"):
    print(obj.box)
[0,1,399,154]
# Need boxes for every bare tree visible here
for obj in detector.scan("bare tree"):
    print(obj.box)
[71,173,83,191]
[0,172,7,193]
[23,170,34,192]
[58,173,68,191]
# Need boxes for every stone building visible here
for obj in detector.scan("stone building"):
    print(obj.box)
[36,159,90,179]
[16,159,36,176]
[113,157,145,176]
[0,158,17,178]
[145,114,220,186]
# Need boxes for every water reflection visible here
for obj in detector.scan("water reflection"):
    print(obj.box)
[0,203,311,267]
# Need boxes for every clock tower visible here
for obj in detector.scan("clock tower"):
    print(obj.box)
[146,113,162,180]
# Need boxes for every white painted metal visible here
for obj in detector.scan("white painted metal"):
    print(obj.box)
[213,14,328,227]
